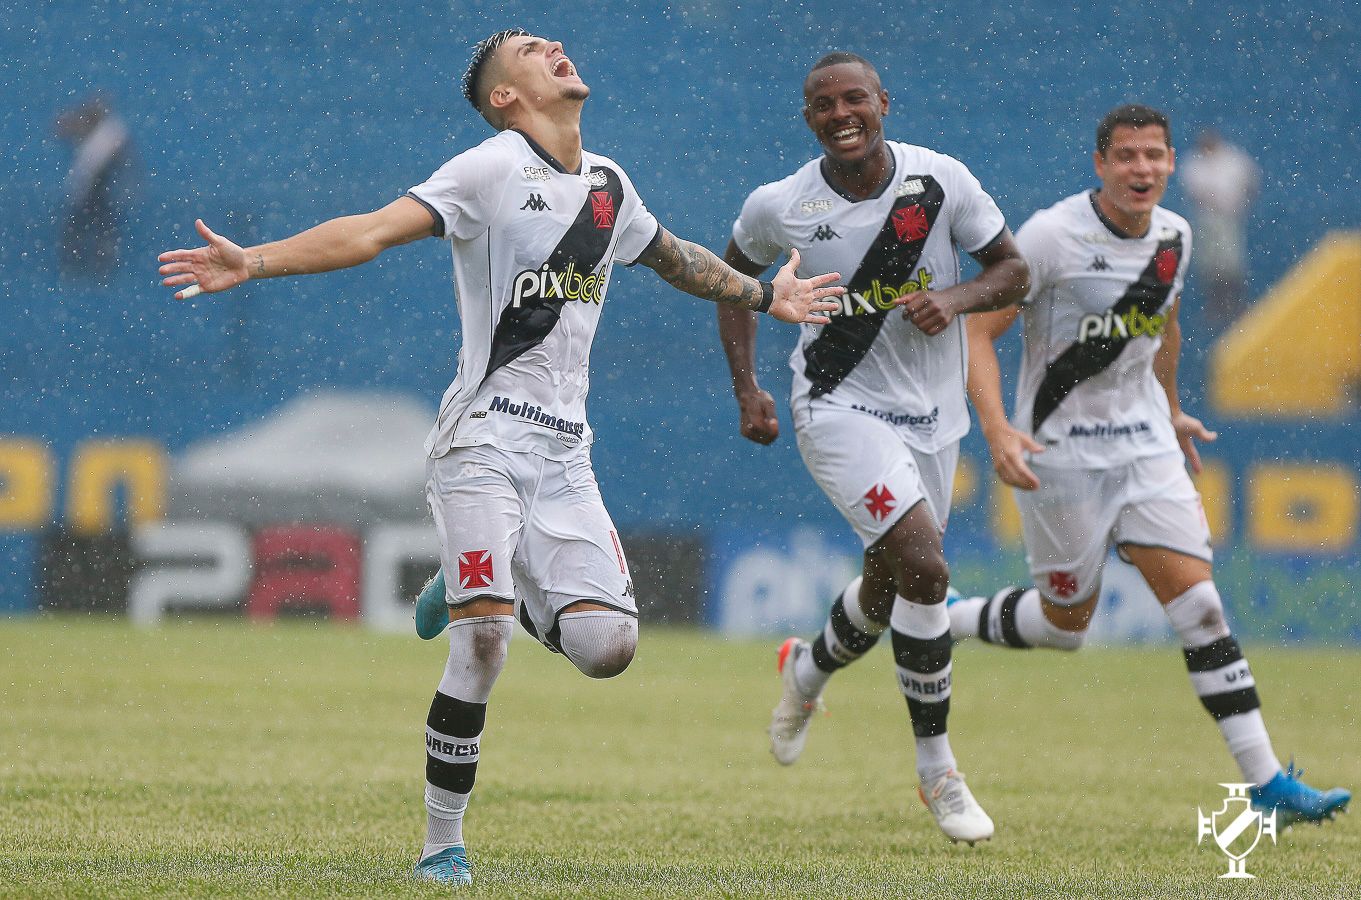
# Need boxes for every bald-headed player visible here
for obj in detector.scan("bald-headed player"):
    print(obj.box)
[717,52,1029,844]
[158,29,845,886]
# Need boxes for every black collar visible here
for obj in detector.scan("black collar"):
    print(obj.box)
[513,129,580,176]
[1088,189,1148,239]
[820,150,896,203]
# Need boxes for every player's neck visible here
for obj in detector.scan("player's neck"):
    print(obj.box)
[822,145,894,201]
[510,108,584,174]
[1092,190,1151,238]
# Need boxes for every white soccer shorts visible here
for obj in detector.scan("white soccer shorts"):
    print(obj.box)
[793,405,958,548]
[425,444,637,638]
[1016,451,1213,605]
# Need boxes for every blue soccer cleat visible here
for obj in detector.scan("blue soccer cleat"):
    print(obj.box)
[1250,760,1351,826]
[414,569,450,640]
[413,845,472,885]
[945,585,962,606]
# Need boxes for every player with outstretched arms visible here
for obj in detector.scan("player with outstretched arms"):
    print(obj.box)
[716,52,1029,844]
[158,29,844,886]
[949,103,1349,824]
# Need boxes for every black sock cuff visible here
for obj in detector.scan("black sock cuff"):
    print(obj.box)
[428,691,486,738]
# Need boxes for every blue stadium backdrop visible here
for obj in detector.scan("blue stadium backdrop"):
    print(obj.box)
[3,1,1359,641]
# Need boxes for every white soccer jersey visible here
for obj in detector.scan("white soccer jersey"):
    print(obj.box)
[1013,191,1192,469]
[732,141,1006,452]
[408,129,660,460]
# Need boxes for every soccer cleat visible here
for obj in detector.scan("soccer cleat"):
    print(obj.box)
[945,586,962,606]
[768,637,824,766]
[413,845,473,886]
[919,769,995,845]
[1250,761,1351,826]
[414,569,450,640]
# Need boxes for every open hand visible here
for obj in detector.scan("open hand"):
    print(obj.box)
[986,423,1046,490]
[158,219,250,300]
[1172,411,1217,474]
[768,248,844,324]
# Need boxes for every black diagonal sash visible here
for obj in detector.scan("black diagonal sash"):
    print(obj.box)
[803,177,945,398]
[1030,232,1184,433]
[483,167,625,380]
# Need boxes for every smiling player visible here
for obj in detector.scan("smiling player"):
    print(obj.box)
[715,52,1029,844]
[949,104,1350,825]
[158,28,844,886]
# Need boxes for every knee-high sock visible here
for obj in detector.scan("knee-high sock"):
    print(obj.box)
[1167,582,1281,785]
[792,577,885,697]
[951,587,1086,650]
[890,597,956,778]
[423,615,513,858]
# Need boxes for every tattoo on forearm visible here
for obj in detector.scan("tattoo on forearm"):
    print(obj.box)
[643,231,762,309]
[255,253,266,276]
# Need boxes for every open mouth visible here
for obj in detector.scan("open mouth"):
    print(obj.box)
[1130,183,1153,196]
[552,56,577,78]
[829,125,863,148]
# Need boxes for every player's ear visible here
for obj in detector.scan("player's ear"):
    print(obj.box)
[879,89,889,116]
[1092,149,1105,180]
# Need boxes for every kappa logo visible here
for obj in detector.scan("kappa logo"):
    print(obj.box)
[892,204,931,243]
[1088,255,1111,271]
[1197,783,1277,879]
[458,549,494,589]
[894,178,925,197]
[801,198,834,215]
[523,165,553,181]
[812,224,841,242]
[864,484,897,521]
[520,193,551,212]
[590,191,615,229]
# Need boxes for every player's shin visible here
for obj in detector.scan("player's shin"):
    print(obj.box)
[1166,581,1281,785]
[797,577,884,696]
[955,586,1086,650]
[890,597,955,778]
[422,615,514,860]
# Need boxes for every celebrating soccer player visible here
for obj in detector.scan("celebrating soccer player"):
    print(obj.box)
[949,104,1350,824]
[158,29,845,886]
[716,52,1029,844]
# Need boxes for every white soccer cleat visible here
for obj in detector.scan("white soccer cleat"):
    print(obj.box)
[919,769,995,845]
[769,637,823,766]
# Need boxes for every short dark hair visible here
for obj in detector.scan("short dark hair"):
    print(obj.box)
[462,28,530,112]
[810,51,879,81]
[1096,104,1172,155]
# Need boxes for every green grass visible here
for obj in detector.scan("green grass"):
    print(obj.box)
[1,619,1358,898]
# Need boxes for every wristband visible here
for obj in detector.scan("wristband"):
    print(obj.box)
[756,281,774,314]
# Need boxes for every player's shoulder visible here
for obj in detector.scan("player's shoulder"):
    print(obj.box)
[440,129,523,174]
[888,140,972,176]
[1151,204,1192,239]
[1019,191,1091,236]
[740,157,824,214]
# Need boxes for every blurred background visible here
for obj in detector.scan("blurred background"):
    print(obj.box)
[3,0,1358,642]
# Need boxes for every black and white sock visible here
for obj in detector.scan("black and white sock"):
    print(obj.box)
[890,597,956,779]
[422,615,513,859]
[1167,582,1281,785]
[950,586,1085,650]
[792,577,885,697]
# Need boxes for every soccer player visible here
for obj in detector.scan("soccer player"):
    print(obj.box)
[949,103,1350,824]
[158,29,845,886]
[715,52,1029,844]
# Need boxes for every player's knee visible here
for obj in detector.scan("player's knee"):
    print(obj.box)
[895,550,950,603]
[1163,580,1229,646]
[558,610,638,679]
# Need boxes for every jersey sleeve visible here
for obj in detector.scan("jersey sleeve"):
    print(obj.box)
[406,142,513,241]
[1014,211,1059,307]
[611,168,662,265]
[939,155,1007,254]
[730,184,784,268]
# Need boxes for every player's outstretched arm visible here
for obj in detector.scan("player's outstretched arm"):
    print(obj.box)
[637,227,843,325]
[715,240,780,445]
[1153,296,1216,473]
[898,230,1030,335]
[966,306,1044,490]
[158,197,438,300]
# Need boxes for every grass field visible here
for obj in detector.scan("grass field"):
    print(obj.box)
[2,618,1358,898]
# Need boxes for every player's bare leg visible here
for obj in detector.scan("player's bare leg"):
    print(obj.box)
[874,502,993,843]
[1124,545,1349,824]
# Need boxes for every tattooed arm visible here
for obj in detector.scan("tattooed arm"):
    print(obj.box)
[158,197,437,299]
[637,226,843,324]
